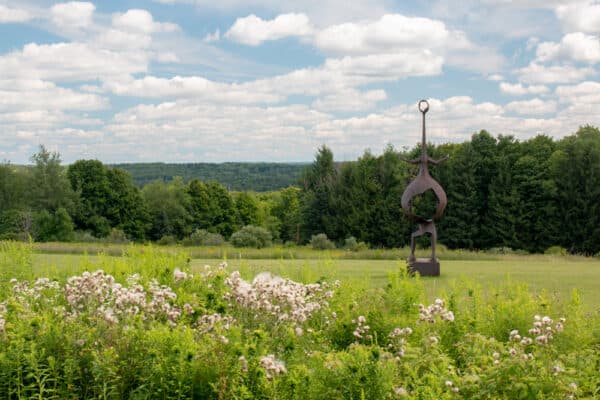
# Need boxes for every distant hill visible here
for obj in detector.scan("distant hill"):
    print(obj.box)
[110,162,308,191]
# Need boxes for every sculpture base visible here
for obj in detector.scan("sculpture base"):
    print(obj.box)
[407,258,440,276]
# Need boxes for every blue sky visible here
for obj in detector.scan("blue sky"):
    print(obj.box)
[1,0,600,163]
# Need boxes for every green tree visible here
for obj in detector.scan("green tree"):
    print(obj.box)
[299,146,339,242]
[67,159,112,237]
[33,207,75,242]
[106,168,150,240]
[550,126,600,254]
[234,192,259,227]
[271,186,301,242]
[0,163,27,211]
[142,178,193,240]
[29,145,75,213]
[188,180,236,237]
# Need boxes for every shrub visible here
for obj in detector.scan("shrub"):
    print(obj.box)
[72,231,100,243]
[343,236,368,252]
[311,233,335,250]
[105,228,130,244]
[157,235,177,245]
[33,208,75,242]
[544,246,568,256]
[183,229,225,246]
[230,225,272,248]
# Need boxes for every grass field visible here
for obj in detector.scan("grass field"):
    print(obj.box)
[3,242,599,398]
[31,251,600,312]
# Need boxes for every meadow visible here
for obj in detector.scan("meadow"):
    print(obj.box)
[1,242,599,399]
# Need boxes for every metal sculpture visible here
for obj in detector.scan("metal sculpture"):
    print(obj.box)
[401,100,448,276]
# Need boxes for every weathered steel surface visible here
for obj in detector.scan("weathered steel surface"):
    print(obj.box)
[407,258,440,276]
[401,100,447,268]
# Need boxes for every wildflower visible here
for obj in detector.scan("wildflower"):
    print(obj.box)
[428,336,439,345]
[492,352,500,359]
[445,380,453,387]
[394,386,408,397]
[260,354,287,379]
[418,299,454,324]
[553,365,564,375]
[239,356,248,373]
[223,271,334,326]
[555,322,564,332]
[451,387,459,393]
[173,268,190,282]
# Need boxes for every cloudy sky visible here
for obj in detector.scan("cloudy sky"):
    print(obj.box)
[1,0,600,163]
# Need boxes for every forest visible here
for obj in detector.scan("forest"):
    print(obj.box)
[1,125,599,255]
[112,162,306,191]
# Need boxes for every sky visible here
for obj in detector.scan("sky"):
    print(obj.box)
[1,0,600,164]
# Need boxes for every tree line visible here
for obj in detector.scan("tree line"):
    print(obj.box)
[299,126,600,255]
[1,125,599,254]
[112,162,306,191]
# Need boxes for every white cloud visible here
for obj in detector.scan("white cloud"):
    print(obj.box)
[223,11,503,74]
[487,74,504,81]
[112,9,179,33]
[314,14,448,55]
[516,62,596,84]
[104,75,282,103]
[0,4,31,23]
[225,13,312,46]
[153,0,391,25]
[0,79,108,111]
[499,82,549,96]
[104,48,442,104]
[556,81,600,104]
[312,89,387,112]
[105,101,332,162]
[204,29,220,42]
[0,42,149,81]
[536,32,600,64]
[242,50,442,98]
[556,1,600,33]
[505,98,557,115]
[50,2,95,30]
[96,28,153,50]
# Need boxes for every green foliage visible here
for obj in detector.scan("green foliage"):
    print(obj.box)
[234,192,260,227]
[28,145,75,213]
[343,236,368,252]
[0,245,599,398]
[143,177,193,240]
[188,179,236,238]
[5,127,600,255]
[113,161,306,191]
[182,229,225,246]
[230,225,272,248]
[32,208,75,242]
[300,146,339,242]
[271,186,301,243]
[310,233,335,250]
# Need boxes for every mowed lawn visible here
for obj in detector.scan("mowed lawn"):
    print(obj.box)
[30,252,600,312]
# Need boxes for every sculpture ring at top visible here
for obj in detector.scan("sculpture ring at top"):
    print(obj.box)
[401,100,448,223]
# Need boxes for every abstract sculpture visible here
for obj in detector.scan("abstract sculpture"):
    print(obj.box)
[401,100,448,276]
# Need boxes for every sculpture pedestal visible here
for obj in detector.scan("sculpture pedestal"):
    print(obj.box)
[407,258,440,276]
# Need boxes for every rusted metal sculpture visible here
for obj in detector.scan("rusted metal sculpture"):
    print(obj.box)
[401,100,448,276]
